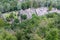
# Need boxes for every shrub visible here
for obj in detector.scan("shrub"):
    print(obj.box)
[21,14,27,20]
[48,5,52,11]
[6,17,11,21]
[46,13,58,18]
[32,1,39,8]
[21,2,27,10]
[17,2,21,10]
[14,18,19,23]
[9,12,14,18]
[29,34,43,40]
[0,30,17,40]
[46,28,59,40]
[56,5,60,9]
[0,18,5,27]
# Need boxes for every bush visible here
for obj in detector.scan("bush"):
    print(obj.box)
[0,0,18,13]
[21,14,27,20]
[29,34,43,40]
[46,13,58,18]
[48,5,52,11]
[9,13,14,18]
[0,30,17,40]
[0,18,5,27]
[6,17,11,21]
[32,1,39,8]
[17,2,21,10]
[14,18,19,23]
[21,2,27,10]
[46,28,59,40]
[56,5,60,9]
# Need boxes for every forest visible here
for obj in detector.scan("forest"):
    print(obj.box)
[0,0,60,40]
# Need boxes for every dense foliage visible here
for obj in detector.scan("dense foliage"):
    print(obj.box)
[0,0,60,40]
[0,0,60,12]
[0,12,60,40]
[0,0,18,12]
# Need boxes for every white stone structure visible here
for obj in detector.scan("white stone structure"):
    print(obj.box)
[2,7,60,19]
[19,7,60,19]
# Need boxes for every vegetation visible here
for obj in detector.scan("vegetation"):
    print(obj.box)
[0,0,60,40]
[0,12,60,40]
[0,0,18,13]
[0,0,60,13]
[21,14,27,20]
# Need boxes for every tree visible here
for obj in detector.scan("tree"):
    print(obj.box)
[17,2,21,10]
[0,30,17,40]
[46,28,59,40]
[4,3,10,12]
[48,1,52,11]
[30,34,43,40]
[14,18,19,23]
[21,14,27,20]
[32,0,39,8]
[0,18,5,27]
[0,4,4,12]
[21,2,27,10]
[0,12,2,18]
